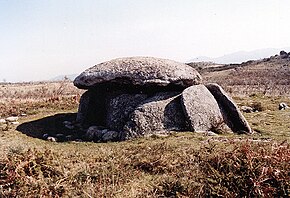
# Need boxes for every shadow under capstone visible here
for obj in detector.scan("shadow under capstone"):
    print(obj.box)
[16,113,84,142]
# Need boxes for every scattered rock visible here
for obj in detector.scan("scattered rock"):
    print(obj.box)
[240,106,254,113]
[85,126,98,141]
[6,116,18,122]
[20,113,27,116]
[204,131,218,136]
[280,50,288,59]
[0,119,6,124]
[66,135,73,141]
[63,121,71,125]
[1,124,8,131]
[11,121,20,125]
[279,102,289,110]
[64,124,74,130]
[42,134,49,140]
[102,130,119,142]
[85,126,121,142]
[56,134,66,142]
[47,137,57,142]
[85,126,105,142]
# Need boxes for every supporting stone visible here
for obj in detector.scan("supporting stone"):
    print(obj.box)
[124,92,188,139]
[181,85,230,133]
[206,83,252,134]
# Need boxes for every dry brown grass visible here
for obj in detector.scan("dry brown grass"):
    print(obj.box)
[200,57,290,96]
[0,80,289,197]
[0,81,83,117]
[0,133,289,197]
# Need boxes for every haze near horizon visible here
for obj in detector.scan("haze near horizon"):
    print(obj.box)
[1,0,290,82]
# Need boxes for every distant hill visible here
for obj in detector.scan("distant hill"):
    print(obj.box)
[189,47,290,64]
[190,51,290,95]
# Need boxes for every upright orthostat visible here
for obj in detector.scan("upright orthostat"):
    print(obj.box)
[73,57,252,142]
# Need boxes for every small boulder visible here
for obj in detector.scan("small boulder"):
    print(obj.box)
[0,119,6,124]
[66,135,73,141]
[56,134,66,142]
[240,106,254,113]
[6,116,18,122]
[47,137,57,142]
[280,50,288,59]
[102,130,119,142]
[85,126,105,142]
[206,131,218,136]
[63,121,72,125]
[11,121,20,125]
[64,124,74,130]
[74,139,83,142]
[279,102,289,110]
[42,133,49,140]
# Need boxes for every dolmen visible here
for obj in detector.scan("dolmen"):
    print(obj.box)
[73,57,252,142]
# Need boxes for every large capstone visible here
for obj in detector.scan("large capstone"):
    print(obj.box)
[74,57,202,89]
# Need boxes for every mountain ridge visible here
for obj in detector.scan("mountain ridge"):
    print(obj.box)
[188,47,290,64]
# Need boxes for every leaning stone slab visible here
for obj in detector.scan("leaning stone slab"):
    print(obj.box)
[181,85,230,133]
[74,57,202,89]
[124,92,188,139]
[206,83,252,134]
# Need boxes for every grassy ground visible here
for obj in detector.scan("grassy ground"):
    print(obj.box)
[234,95,290,139]
[0,82,289,197]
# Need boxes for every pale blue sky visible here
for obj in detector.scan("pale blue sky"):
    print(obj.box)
[1,0,290,82]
